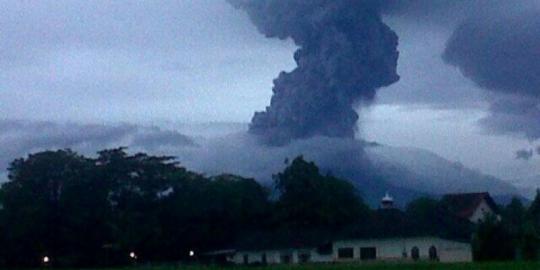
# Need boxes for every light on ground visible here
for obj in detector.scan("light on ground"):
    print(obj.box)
[129,251,137,259]
[189,250,195,257]
[43,256,50,263]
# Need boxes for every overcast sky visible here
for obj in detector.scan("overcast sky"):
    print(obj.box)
[1,0,539,183]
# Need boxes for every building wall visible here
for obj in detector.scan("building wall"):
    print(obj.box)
[230,237,472,265]
[309,249,333,263]
[333,237,471,263]
[231,248,332,265]
[231,250,280,264]
[438,239,473,263]
[469,199,495,223]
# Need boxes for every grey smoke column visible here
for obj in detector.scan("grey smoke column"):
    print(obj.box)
[229,0,399,145]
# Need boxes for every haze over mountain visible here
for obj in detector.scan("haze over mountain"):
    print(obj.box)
[0,119,526,207]
[366,144,521,197]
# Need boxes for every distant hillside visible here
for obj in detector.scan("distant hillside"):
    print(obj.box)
[505,175,540,200]
[365,144,522,199]
[491,194,531,206]
[320,159,427,209]
[144,121,525,208]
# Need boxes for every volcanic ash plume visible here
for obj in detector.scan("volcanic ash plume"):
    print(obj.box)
[228,0,400,145]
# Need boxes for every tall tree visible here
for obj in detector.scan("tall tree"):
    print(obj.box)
[1,150,97,267]
[528,190,540,228]
[406,197,473,240]
[158,173,271,259]
[274,156,369,229]
[95,148,183,262]
[473,214,515,261]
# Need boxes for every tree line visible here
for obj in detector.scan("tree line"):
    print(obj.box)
[474,193,540,261]
[0,149,367,267]
[0,148,538,267]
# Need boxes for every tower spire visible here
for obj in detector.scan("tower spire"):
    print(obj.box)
[381,191,394,209]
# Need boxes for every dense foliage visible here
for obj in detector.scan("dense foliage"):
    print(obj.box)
[0,150,371,267]
[0,149,538,267]
[273,157,369,229]
[468,194,540,261]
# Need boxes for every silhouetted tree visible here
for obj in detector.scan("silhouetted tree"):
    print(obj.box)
[274,156,369,229]
[473,214,515,261]
[528,190,540,228]
[1,150,98,267]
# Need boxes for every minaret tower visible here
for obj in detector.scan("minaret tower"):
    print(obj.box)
[381,192,394,209]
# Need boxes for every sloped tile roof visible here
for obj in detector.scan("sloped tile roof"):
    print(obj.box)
[441,192,498,219]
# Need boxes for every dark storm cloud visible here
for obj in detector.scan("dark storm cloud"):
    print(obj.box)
[0,120,195,173]
[478,96,540,140]
[444,10,540,98]
[443,6,540,140]
[381,0,520,25]
[228,0,399,145]
[381,0,471,20]
[373,0,540,111]
[515,149,534,161]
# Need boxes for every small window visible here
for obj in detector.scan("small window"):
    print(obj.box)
[360,247,376,260]
[411,247,420,261]
[338,247,354,259]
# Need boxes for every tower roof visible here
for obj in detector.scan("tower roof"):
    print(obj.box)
[382,192,393,203]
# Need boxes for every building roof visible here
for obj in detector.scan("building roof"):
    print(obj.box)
[233,229,338,251]
[232,205,475,252]
[441,192,498,220]
[231,193,490,252]
[345,209,418,239]
[381,192,394,203]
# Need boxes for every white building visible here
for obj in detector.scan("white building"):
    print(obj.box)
[220,192,485,265]
[333,237,472,263]
[441,192,499,224]
[229,236,472,264]
[229,247,332,265]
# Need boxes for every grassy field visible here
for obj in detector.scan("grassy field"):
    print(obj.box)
[109,262,540,270]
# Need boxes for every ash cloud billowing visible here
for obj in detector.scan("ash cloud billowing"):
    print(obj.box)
[442,6,540,140]
[377,0,540,146]
[228,0,399,145]
[443,9,540,98]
